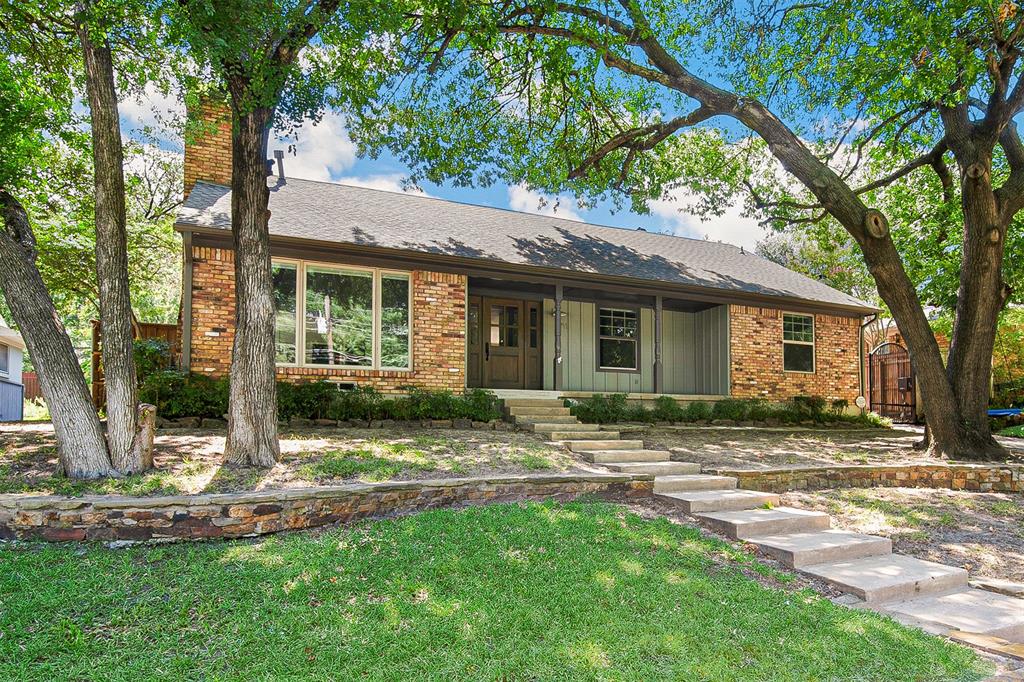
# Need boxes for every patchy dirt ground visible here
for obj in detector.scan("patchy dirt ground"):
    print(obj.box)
[783,487,1024,584]
[0,423,592,497]
[643,427,1024,470]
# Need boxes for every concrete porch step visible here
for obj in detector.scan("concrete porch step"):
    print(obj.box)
[530,423,599,433]
[654,475,736,493]
[801,554,968,603]
[696,507,830,539]
[746,530,892,568]
[549,430,619,441]
[503,399,566,408]
[514,415,579,425]
[879,588,1024,641]
[507,406,572,417]
[584,449,670,464]
[602,461,701,475]
[564,439,642,452]
[656,489,779,514]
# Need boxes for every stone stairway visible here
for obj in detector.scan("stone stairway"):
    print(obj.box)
[507,399,1024,650]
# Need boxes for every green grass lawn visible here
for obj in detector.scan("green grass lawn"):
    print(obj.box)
[0,502,986,681]
[998,423,1024,438]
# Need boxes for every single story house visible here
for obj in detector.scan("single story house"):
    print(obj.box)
[0,315,25,421]
[174,104,874,403]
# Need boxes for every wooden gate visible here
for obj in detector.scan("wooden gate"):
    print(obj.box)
[869,342,917,423]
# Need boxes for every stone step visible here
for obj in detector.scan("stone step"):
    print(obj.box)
[746,530,892,568]
[696,507,830,539]
[801,554,968,603]
[654,475,736,493]
[507,406,572,417]
[656,489,780,513]
[514,415,579,425]
[880,588,1024,641]
[602,461,701,475]
[503,399,565,408]
[529,422,600,433]
[564,439,642,452]
[550,430,619,441]
[585,449,670,464]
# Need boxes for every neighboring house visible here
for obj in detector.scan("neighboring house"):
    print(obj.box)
[0,315,25,421]
[174,104,875,404]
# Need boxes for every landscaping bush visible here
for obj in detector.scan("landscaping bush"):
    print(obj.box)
[139,370,229,419]
[792,395,828,420]
[277,381,338,420]
[651,396,684,422]
[133,339,174,386]
[712,398,751,421]
[568,393,629,423]
[683,401,712,421]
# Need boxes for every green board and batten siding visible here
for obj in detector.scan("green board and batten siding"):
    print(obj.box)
[542,299,729,395]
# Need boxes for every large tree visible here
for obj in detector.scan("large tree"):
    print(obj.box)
[165,0,408,466]
[357,0,1024,459]
[0,57,113,478]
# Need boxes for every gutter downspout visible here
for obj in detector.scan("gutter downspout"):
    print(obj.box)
[181,231,193,371]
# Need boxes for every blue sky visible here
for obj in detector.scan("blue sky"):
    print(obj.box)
[119,86,767,250]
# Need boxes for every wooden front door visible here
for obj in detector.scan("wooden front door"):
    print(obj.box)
[483,298,524,389]
[468,296,542,389]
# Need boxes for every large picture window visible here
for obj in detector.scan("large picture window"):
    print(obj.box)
[271,260,412,370]
[783,313,815,373]
[598,307,638,370]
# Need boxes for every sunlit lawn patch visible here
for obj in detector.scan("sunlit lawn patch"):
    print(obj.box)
[0,502,986,681]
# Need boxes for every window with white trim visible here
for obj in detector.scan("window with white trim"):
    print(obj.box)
[0,343,8,376]
[782,313,815,373]
[598,307,638,370]
[271,261,412,370]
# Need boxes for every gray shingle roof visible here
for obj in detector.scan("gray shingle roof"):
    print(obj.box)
[176,178,873,312]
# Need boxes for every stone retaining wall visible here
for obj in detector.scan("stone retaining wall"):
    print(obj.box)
[0,474,653,543]
[710,463,1023,494]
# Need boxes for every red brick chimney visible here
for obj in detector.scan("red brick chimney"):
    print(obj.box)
[183,98,233,197]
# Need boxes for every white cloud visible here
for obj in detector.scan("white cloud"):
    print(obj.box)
[273,111,356,182]
[119,83,184,137]
[334,173,432,197]
[507,184,582,221]
[650,191,766,250]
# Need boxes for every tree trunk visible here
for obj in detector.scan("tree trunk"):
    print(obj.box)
[76,9,144,474]
[223,105,280,467]
[0,191,113,478]
[942,152,1009,459]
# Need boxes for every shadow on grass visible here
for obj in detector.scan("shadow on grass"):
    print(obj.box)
[0,501,989,681]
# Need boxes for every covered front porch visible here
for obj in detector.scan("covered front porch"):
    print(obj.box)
[466,276,731,397]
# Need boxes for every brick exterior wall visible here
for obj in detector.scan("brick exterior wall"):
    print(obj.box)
[187,246,467,392]
[729,305,862,402]
[183,101,232,196]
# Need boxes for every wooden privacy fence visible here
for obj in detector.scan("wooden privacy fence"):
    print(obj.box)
[91,320,180,408]
[21,372,42,402]
[868,342,917,423]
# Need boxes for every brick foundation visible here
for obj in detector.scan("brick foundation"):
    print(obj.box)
[710,463,1024,494]
[729,305,861,402]
[0,474,653,543]
[186,246,467,392]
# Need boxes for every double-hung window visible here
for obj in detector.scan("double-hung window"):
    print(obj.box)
[271,261,411,370]
[0,342,8,377]
[782,313,815,373]
[598,307,638,370]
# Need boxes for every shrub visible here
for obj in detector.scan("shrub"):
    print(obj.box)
[460,388,502,422]
[791,395,827,420]
[278,381,338,420]
[830,399,850,417]
[683,401,712,421]
[745,399,778,422]
[651,396,684,422]
[569,393,630,423]
[139,370,228,419]
[712,398,751,421]
[133,339,173,386]
[328,386,383,422]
